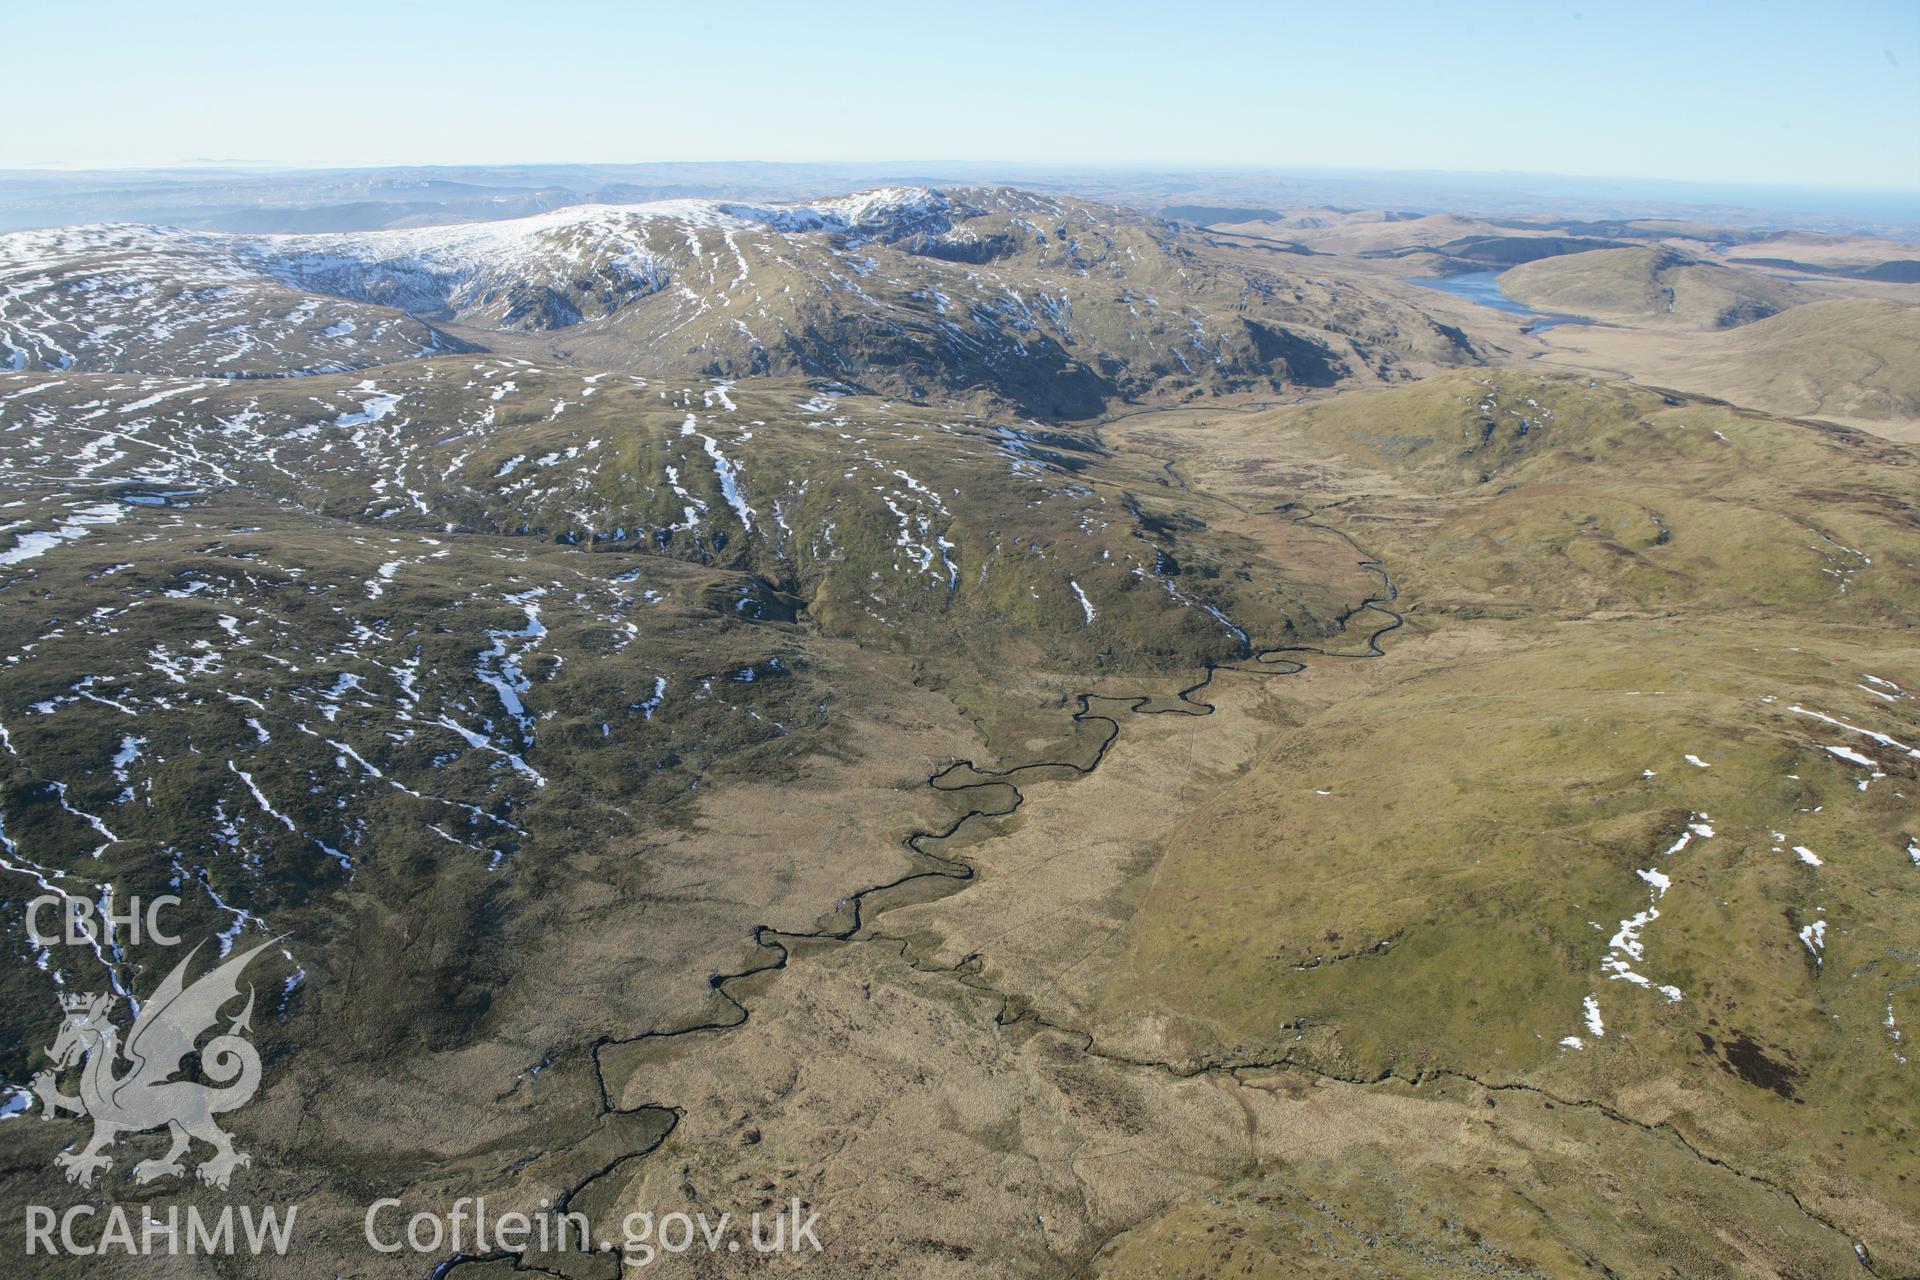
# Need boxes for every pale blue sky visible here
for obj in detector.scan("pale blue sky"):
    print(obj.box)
[9,0,1917,189]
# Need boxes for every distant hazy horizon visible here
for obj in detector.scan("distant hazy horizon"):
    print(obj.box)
[7,0,1914,189]
[4,157,1917,240]
[4,159,1916,200]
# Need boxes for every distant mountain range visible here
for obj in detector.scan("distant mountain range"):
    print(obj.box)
[0,186,1478,416]
[4,161,1916,237]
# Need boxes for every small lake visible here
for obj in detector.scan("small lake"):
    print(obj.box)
[1409,271,1591,334]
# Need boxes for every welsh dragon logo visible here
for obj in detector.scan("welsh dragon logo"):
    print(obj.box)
[31,940,273,1189]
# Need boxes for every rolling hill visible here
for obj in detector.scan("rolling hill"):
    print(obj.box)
[1678,296,1920,421]
[1499,244,1816,328]
[1531,296,1920,438]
